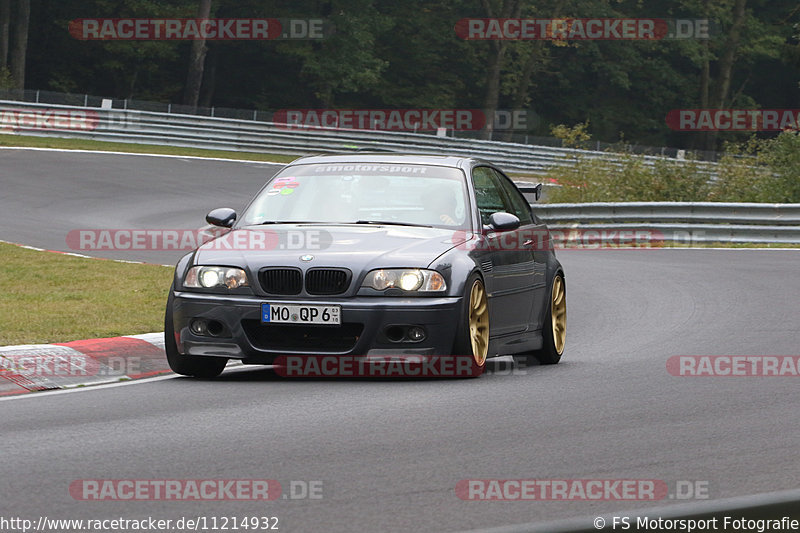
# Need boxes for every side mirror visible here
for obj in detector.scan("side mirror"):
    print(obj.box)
[488,212,520,231]
[515,183,543,201]
[206,207,237,228]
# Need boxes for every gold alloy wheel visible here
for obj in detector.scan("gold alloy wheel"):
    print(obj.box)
[551,275,567,355]
[468,279,489,366]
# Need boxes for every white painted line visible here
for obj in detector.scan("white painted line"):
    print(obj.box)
[0,145,289,166]
[0,238,174,267]
[0,359,247,402]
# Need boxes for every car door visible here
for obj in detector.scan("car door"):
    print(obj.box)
[471,166,536,336]
[492,168,549,331]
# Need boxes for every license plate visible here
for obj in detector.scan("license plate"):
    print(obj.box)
[261,303,341,325]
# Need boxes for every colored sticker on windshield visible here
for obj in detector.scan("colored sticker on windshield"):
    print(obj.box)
[270,177,299,195]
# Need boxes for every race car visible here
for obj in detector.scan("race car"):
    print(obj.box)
[165,153,566,378]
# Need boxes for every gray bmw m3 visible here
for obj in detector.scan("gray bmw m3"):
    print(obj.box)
[165,153,566,378]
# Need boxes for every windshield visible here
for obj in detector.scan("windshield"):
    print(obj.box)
[240,163,471,230]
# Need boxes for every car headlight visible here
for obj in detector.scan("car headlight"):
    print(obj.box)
[362,269,446,292]
[184,266,249,289]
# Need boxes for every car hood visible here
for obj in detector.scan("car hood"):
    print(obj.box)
[192,224,470,271]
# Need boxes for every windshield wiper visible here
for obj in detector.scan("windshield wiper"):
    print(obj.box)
[353,220,433,228]
[253,220,434,228]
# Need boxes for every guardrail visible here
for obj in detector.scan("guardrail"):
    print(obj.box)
[526,200,800,245]
[4,100,790,244]
[0,100,718,175]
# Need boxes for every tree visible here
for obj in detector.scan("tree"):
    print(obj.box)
[9,0,29,89]
[497,0,568,141]
[479,0,521,139]
[681,0,788,150]
[183,0,212,108]
[1,0,9,71]
[277,0,391,107]
[701,0,747,150]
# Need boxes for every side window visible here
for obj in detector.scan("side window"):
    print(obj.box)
[493,169,533,225]
[471,166,512,225]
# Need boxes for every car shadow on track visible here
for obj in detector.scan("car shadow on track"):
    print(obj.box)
[172,356,556,383]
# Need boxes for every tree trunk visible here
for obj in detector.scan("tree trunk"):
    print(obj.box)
[0,0,10,71]
[481,41,505,140]
[479,0,520,140]
[9,0,29,90]
[712,0,747,109]
[199,44,217,108]
[183,0,212,109]
[705,0,747,151]
[499,0,562,142]
[696,39,710,151]
[499,40,548,142]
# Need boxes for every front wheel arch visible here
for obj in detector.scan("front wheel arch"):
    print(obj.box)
[452,271,490,371]
[164,284,227,378]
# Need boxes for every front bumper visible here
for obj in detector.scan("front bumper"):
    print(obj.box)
[171,290,462,362]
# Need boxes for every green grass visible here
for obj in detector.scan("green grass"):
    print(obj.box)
[0,133,299,163]
[0,242,173,345]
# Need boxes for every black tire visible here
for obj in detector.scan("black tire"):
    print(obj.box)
[519,272,566,366]
[451,272,489,377]
[164,285,227,378]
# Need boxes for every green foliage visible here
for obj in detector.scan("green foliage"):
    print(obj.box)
[0,68,14,90]
[711,133,800,202]
[551,121,592,148]
[11,0,800,149]
[545,132,800,203]
[544,153,712,202]
[276,0,391,106]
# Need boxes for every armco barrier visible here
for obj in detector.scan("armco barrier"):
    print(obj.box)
[3,101,793,244]
[0,100,718,174]
[529,201,800,244]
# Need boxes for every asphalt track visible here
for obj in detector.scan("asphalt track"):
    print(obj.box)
[0,148,284,264]
[2,148,800,532]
